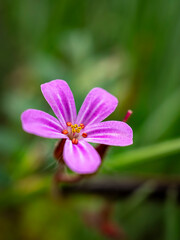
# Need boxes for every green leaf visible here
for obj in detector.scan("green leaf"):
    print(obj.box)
[103,138,180,171]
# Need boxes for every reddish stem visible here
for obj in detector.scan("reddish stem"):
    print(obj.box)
[54,139,66,162]
[122,109,133,123]
[54,169,84,183]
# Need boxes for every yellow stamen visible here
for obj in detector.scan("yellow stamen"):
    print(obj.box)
[75,127,81,133]
[70,124,84,134]
[72,128,76,133]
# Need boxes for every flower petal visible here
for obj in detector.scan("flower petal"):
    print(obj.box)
[21,109,67,139]
[63,140,101,174]
[76,88,118,126]
[84,121,133,146]
[41,80,77,128]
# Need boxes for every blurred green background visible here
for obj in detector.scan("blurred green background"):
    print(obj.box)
[1,0,180,239]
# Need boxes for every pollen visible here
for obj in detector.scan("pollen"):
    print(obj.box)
[72,138,78,144]
[62,129,68,134]
[66,122,72,126]
[82,133,88,138]
[80,123,85,129]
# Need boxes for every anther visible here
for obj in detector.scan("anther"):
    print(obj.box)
[62,129,68,134]
[76,126,81,132]
[72,138,78,144]
[72,128,76,133]
[80,123,85,129]
[74,124,78,128]
[82,133,88,138]
[66,122,72,126]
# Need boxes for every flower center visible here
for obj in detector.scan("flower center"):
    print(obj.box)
[62,122,87,144]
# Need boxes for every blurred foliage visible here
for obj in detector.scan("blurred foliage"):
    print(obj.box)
[0,0,180,239]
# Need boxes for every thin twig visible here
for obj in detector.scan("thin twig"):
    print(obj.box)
[60,176,180,202]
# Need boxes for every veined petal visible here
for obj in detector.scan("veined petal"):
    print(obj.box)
[76,88,118,126]
[84,121,133,146]
[63,140,101,174]
[41,80,77,128]
[21,109,67,139]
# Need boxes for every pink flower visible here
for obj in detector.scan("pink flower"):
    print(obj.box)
[21,80,133,174]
